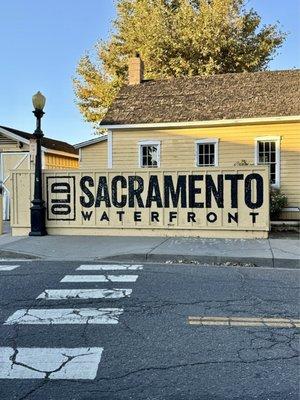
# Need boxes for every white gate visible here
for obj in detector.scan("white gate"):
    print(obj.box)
[0,152,30,220]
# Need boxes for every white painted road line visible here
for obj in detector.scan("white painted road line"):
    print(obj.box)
[77,264,143,271]
[188,316,300,328]
[0,265,20,271]
[0,347,103,380]
[4,308,123,325]
[36,288,132,300]
[60,275,139,283]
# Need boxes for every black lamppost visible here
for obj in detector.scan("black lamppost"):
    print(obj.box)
[29,91,47,236]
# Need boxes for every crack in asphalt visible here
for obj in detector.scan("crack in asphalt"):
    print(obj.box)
[12,349,99,400]
[57,327,298,387]
[17,381,49,400]
[5,307,122,325]
[10,350,93,378]
[93,352,299,384]
[1,292,297,309]
[237,329,299,362]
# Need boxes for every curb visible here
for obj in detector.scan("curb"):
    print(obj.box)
[0,249,298,269]
[0,250,40,260]
[102,253,299,269]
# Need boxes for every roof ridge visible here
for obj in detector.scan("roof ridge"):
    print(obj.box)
[136,68,300,86]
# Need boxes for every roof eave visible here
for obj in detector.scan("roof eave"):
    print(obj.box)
[0,126,78,156]
[0,126,30,145]
[100,115,300,130]
[74,135,108,149]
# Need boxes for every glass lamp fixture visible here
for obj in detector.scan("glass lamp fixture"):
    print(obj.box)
[32,91,46,111]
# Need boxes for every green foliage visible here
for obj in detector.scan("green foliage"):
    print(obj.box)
[73,0,286,130]
[234,159,253,166]
[270,188,287,218]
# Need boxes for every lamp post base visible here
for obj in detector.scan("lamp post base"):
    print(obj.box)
[29,231,47,237]
[29,202,47,236]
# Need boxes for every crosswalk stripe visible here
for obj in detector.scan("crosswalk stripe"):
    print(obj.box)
[0,347,103,380]
[0,265,20,271]
[36,288,132,300]
[60,275,139,283]
[4,308,123,325]
[77,264,143,271]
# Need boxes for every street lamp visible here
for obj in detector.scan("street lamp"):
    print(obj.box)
[29,91,47,236]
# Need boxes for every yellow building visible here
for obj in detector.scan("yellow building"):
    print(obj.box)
[0,125,78,219]
[75,136,107,170]
[77,57,300,221]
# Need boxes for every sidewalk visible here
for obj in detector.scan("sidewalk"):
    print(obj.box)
[0,224,299,268]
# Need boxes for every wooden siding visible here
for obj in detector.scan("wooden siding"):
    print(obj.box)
[0,134,29,152]
[112,121,300,208]
[44,153,78,169]
[79,140,107,169]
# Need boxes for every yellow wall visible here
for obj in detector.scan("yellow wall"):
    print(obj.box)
[44,153,79,169]
[112,121,300,209]
[79,140,107,169]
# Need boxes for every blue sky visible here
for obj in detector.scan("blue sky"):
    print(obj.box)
[0,0,299,145]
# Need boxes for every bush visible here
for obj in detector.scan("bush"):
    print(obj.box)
[234,160,252,166]
[270,188,287,219]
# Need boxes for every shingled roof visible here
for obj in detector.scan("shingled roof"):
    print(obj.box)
[0,126,78,155]
[100,69,300,126]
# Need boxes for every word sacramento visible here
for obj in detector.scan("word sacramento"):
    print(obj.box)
[79,173,264,209]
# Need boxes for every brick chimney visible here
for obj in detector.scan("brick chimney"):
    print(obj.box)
[128,53,144,85]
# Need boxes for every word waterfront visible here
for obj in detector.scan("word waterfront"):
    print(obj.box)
[81,210,260,224]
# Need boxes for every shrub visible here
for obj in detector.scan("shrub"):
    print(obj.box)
[270,188,287,219]
[234,160,252,166]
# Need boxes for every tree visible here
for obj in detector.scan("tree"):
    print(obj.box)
[73,0,285,129]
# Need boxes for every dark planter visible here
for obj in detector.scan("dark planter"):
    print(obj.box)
[270,212,281,221]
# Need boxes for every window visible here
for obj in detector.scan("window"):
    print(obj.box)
[196,139,219,167]
[255,136,281,187]
[139,141,160,168]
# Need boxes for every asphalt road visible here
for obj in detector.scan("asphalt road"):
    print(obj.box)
[0,260,299,400]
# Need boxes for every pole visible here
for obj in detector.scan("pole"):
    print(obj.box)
[29,109,47,236]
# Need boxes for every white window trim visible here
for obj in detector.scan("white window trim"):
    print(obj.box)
[138,140,161,168]
[195,138,219,167]
[107,130,113,169]
[254,136,281,188]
